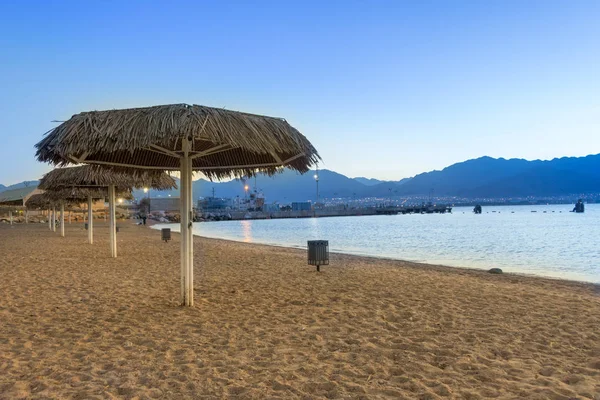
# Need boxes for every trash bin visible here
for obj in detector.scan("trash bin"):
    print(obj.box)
[307,240,329,271]
[161,228,171,243]
[84,223,88,230]
[116,226,120,233]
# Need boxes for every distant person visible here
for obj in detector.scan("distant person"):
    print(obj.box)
[142,215,147,225]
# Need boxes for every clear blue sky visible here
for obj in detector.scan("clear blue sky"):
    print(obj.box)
[1,0,599,185]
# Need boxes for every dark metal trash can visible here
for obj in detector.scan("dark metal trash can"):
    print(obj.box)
[308,240,329,271]
[116,226,120,233]
[162,228,171,242]
[84,223,88,230]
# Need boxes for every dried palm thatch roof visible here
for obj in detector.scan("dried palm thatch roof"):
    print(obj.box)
[25,193,61,209]
[44,187,133,202]
[38,165,177,191]
[35,104,320,179]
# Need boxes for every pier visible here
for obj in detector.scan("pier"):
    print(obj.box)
[199,204,453,222]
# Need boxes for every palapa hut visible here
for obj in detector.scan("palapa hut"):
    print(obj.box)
[36,104,320,306]
[39,165,176,254]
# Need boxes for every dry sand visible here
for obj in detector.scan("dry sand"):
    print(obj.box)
[0,222,599,399]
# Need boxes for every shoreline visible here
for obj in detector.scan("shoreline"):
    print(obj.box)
[152,222,600,287]
[199,234,600,294]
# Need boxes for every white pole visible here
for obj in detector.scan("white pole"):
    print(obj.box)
[48,209,52,230]
[108,185,117,258]
[9,211,12,225]
[188,154,194,307]
[52,207,56,232]
[60,202,65,237]
[88,195,93,244]
[25,210,28,224]
[180,144,188,305]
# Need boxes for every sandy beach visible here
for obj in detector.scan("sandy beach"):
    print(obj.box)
[1,222,599,399]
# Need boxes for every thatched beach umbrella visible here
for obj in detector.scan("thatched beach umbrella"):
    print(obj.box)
[39,165,176,253]
[37,189,92,238]
[42,186,124,239]
[25,192,61,232]
[36,104,320,306]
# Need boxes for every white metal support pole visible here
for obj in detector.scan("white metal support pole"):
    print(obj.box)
[180,141,189,305]
[108,185,117,258]
[52,207,56,232]
[60,202,65,237]
[87,195,93,244]
[48,209,51,230]
[188,151,194,307]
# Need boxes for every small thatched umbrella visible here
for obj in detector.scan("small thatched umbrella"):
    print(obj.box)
[25,192,62,231]
[39,165,176,253]
[34,190,90,236]
[36,104,319,306]
[42,186,127,239]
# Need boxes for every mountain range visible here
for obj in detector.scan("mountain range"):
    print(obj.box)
[2,154,599,202]
[132,153,600,201]
[0,181,39,192]
[395,154,600,198]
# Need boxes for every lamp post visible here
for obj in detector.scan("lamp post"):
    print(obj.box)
[143,187,149,214]
[314,167,319,206]
[118,198,128,219]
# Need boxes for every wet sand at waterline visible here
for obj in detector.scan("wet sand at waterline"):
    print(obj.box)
[1,223,599,399]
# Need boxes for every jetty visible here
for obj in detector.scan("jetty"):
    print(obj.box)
[198,204,453,222]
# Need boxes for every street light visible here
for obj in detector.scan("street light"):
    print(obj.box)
[314,167,319,206]
[142,187,150,214]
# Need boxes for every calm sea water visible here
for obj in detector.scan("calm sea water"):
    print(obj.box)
[155,204,600,284]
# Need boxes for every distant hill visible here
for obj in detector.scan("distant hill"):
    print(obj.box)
[0,180,39,194]
[354,177,385,186]
[133,169,367,202]
[394,154,600,197]
[353,177,411,186]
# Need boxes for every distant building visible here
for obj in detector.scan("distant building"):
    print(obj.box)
[291,202,312,211]
[263,203,281,212]
[198,197,230,210]
[150,197,180,212]
[77,199,106,210]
